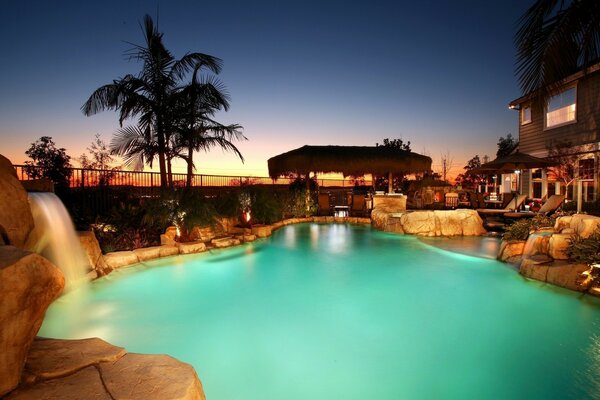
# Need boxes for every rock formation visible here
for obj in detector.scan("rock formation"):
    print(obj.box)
[0,247,64,396]
[0,155,34,248]
[371,208,486,236]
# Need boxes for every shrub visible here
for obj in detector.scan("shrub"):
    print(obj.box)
[503,214,556,241]
[567,227,600,265]
[93,201,164,252]
[281,188,316,218]
[143,189,218,242]
[563,199,600,216]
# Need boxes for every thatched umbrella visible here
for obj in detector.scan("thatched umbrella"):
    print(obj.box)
[268,145,432,192]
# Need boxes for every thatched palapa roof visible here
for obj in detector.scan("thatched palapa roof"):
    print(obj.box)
[268,145,432,178]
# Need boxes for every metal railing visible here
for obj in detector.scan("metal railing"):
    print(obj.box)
[13,165,372,188]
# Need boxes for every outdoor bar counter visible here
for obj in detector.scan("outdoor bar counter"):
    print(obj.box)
[372,193,407,211]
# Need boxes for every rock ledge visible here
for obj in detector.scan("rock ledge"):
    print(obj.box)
[5,337,205,400]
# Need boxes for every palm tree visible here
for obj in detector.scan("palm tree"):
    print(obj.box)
[172,67,245,187]
[515,0,600,97]
[82,14,222,188]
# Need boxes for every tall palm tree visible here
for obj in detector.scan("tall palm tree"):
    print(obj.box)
[515,0,600,97]
[172,67,245,187]
[82,14,222,188]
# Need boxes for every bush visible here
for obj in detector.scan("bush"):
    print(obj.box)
[567,227,600,265]
[93,200,164,252]
[143,189,218,242]
[280,188,316,218]
[503,214,556,241]
[246,186,283,224]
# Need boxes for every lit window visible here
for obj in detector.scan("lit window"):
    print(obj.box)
[521,106,531,125]
[546,87,576,128]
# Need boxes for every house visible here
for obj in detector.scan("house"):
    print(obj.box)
[508,63,600,204]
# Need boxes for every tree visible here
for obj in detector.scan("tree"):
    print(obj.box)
[454,155,484,190]
[546,140,581,199]
[171,68,245,187]
[496,134,518,158]
[374,138,412,192]
[515,0,600,98]
[79,133,119,186]
[82,14,222,188]
[24,136,72,187]
[438,151,454,183]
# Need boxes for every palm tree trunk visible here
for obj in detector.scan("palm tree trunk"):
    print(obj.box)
[167,157,173,188]
[186,145,194,187]
[156,119,168,188]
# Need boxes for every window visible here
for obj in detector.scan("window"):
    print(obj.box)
[521,106,531,125]
[546,87,576,128]
[579,158,594,180]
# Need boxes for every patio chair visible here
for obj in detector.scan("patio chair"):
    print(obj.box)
[350,194,366,216]
[445,192,459,209]
[503,194,566,220]
[501,193,515,209]
[476,194,527,216]
[317,193,331,216]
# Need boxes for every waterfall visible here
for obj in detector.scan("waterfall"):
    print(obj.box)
[27,192,89,290]
[522,230,553,259]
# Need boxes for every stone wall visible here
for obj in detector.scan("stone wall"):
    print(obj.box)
[371,208,486,236]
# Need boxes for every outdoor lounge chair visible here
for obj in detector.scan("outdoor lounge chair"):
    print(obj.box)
[476,194,527,216]
[318,193,331,216]
[503,194,566,219]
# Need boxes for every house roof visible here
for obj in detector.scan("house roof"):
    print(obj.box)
[508,62,600,108]
[267,145,432,178]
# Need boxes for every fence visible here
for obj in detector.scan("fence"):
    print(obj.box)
[14,165,373,220]
[13,165,372,189]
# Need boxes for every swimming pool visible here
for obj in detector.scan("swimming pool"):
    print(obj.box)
[40,223,600,400]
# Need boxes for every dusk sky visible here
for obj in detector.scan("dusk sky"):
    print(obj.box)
[0,0,529,179]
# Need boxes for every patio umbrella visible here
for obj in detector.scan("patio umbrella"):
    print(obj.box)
[477,151,557,173]
[470,151,558,196]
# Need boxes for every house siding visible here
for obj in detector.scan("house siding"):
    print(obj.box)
[518,72,600,156]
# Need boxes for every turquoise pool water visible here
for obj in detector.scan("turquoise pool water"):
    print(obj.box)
[41,223,600,399]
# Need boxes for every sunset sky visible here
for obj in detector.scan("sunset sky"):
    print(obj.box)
[0,0,528,179]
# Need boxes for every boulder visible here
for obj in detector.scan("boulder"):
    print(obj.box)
[78,231,112,277]
[211,236,241,248]
[574,215,600,238]
[252,224,272,238]
[520,258,550,281]
[22,337,125,384]
[177,241,206,254]
[0,165,34,248]
[545,262,589,292]
[400,211,436,236]
[5,366,112,400]
[133,246,162,262]
[497,240,526,263]
[190,226,217,242]
[0,246,64,396]
[103,251,139,269]
[99,353,205,400]
[554,216,572,232]
[159,245,180,257]
[0,154,18,178]
[523,234,550,257]
[372,209,484,237]
[236,234,256,242]
[548,233,572,260]
[6,337,205,400]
